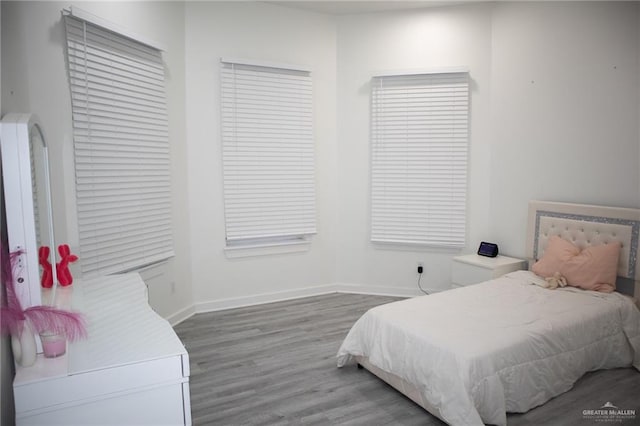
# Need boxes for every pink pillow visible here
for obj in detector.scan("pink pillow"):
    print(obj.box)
[532,236,621,292]
[562,243,621,292]
[532,236,579,277]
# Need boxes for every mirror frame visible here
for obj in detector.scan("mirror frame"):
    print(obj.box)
[1,113,57,310]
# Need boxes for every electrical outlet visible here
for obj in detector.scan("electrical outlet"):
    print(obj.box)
[417,262,423,274]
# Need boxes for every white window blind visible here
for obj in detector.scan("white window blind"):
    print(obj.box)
[64,15,174,276]
[371,72,469,247]
[221,60,316,245]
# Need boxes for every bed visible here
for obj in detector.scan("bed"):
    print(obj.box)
[337,201,640,426]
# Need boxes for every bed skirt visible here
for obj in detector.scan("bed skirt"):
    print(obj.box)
[355,355,447,424]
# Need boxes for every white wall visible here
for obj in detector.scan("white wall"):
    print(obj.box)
[335,4,494,293]
[183,2,338,308]
[1,0,638,315]
[489,2,640,257]
[1,3,637,419]
[1,1,193,320]
[334,1,640,293]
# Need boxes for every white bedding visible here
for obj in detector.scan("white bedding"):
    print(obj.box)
[337,271,640,426]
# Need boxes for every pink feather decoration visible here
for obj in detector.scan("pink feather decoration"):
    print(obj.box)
[1,245,87,341]
[0,308,24,337]
[1,248,25,336]
[24,305,87,342]
[5,249,24,311]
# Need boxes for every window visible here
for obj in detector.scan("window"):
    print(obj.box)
[64,11,174,276]
[220,59,316,248]
[370,71,469,247]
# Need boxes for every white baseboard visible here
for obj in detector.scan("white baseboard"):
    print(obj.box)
[167,304,197,326]
[194,283,338,315]
[167,282,447,324]
[334,282,423,298]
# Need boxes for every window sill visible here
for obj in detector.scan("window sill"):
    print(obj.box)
[371,240,464,253]
[224,239,311,259]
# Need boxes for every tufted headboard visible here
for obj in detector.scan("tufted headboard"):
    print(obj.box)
[526,201,640,296]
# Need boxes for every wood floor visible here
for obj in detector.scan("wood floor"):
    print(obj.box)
[174,293,640,425]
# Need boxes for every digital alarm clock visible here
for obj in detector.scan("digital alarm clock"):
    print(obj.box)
[477,241,499,258]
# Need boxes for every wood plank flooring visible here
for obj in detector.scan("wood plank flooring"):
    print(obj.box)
[174,293,640,425]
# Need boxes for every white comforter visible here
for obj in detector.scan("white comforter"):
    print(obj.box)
[337,271,640,426]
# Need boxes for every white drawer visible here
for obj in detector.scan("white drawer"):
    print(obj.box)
[451,254,526,287]
[452,261,494,286]
[16,382,187,425]
[15,355,186,414]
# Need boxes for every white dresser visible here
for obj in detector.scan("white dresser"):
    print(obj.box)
[451,254,527,288]
[13,273,191,425]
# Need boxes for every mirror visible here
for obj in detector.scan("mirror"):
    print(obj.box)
[1,113,57,310]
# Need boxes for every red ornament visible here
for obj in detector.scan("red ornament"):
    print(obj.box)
[56,244,78,287]
[38,246,53,288]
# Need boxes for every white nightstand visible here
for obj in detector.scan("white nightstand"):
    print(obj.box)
[451,254,527,287]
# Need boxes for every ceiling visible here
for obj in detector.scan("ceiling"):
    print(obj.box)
[266,1,475,16]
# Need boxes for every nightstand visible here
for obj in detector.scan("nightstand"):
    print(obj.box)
[451,254,527,287]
